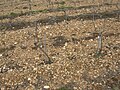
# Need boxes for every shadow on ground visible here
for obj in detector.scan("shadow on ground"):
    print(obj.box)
[0,9,119,31]
[0,3,119,20]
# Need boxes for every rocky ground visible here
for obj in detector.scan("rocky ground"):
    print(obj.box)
[0,0,120,90]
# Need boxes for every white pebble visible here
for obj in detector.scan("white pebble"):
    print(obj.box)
[50,33,52,36]
[28,77,31,81]
[9,69,13,72]
[73,87,77,89]
[52,56,56,59]
[0,54,2,57]
[65,42,68,47]
[90,39,93,41]
[46,26,49,29]
[14,42,18,45]
[43,86,50,89]
[33,67,37,71]
[63,46,66,49]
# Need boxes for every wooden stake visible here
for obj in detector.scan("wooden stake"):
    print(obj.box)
[28,0,32,11]
[97,32,102,54]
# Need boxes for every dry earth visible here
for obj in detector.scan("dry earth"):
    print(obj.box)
[0,0,120,90]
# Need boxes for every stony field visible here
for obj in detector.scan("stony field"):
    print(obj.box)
[0,0,120,90]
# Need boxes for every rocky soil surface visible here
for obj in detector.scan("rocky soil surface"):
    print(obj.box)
[0,0,120,90]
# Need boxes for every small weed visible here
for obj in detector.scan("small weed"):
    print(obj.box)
[10,12,18,17]
[54,1,65,5]
[52,36,69,47]
[60,1,66,5]
[58,82,75,90]
[94,52,102,58]
[0,48,7,54]
[41,9,49,13]
[93,51,106,58]
[113,87,119,90]
[58,87,69,90]
[0,25,6,30]
[58,6,74,10]
[0,45,16,54]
